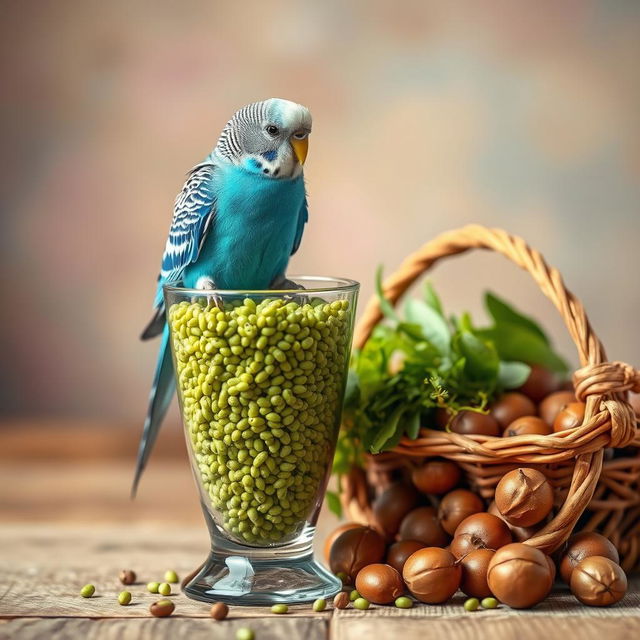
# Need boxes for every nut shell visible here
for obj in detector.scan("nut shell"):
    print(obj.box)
[329,526,386,582]
[490,393,537,429]
[119,569,136,585]
[503,416,551,438]
[518,365,559,402]
[539,390,575,426]
[487,500,542,542]
[411,459,461,495]
[438,489,484,535]
[399,506,449,547]
[570,556,627,606]
[450,411,500,436]
[150,599,175,617]
[371,483,420,541]
[355,563,405,604]
[323,523,361,564]
[386,540,424,574]
[559,532,620,584]
[402,547,461,604]
[487,543,553,608]
[450,513,512,559]
[210,602,229,620]
[460,548,495,599]
[495,468,553,527]
[553,402,586,432]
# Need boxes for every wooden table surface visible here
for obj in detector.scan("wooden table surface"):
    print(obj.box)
[1,422,639,639]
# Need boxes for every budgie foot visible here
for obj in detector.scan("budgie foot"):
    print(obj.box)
[196,276,223,309]
[270,274,308,305]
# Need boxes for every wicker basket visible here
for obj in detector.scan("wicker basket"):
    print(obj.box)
[341,225,640,571]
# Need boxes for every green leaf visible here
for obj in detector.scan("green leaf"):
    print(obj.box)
[406,410,421,439]
[456,331,500,381]
[479,325,568,373]
[497,361,532,389]
[325,490,342,518]
[404,299,451,355]
[485,292,549,344]
[370,405,405,454]
[424,281,445,316]
[375,265,399,322]
[343,369,360,407]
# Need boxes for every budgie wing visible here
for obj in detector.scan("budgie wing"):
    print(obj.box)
[290,195,308,256]
[141,162,218,339]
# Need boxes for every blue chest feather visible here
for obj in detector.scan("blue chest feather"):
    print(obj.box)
[183,165,306,290]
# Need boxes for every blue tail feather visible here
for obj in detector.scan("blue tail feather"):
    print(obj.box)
[132,326,175,497]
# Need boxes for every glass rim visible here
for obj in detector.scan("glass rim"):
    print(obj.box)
[163,275,360,296]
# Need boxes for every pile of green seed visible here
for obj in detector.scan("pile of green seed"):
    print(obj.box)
[169,297,351,545]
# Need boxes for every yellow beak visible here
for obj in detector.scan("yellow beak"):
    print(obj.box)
[291,137,309,165]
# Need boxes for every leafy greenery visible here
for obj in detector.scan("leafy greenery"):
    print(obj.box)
[326,274,569,515]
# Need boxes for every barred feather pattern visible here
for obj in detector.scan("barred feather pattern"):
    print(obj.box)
[215,101,269,161]
[159,163,217,285]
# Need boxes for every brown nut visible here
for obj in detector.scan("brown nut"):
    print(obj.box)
[150,599,175,617]
[460,548,495,599]
[438,489,484,535]
[450,410,501,436]
[487,500,542,542]
[450,513,512,559]
[398,506,449,547]
[386,540,424,574]
[355,563,404,604]
[553,402,586,432]
[210,602,229,620]
[323,523,361,564]
[119,569,136,585]
[518,365,559,402]
[490,393,537,429]
[333,591,350,609]
[539,390,576,425]
[371,482,420,541]
[329,526,386,583]
[495,468,553,527]
[411,459,461,495]
[559,531,620,584]
[487,543,553,608]
[503,416,551,438]
[570,556,627,606]
[402,547,461,604]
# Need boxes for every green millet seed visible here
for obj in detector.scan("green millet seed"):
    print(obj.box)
[158,582,171,596]
[118,591,132,606]
[147,582,160,594]
[394,596,413,609]
[312,598,327,612]
[164,570,179,583]
[349,589,360,601]
[169,297,351,544]
[80,584,95,598]
[353,597,370,610]
[481,597,499,609]
[271,603,288,614]
[464,598,480,612]
[236,628,255,640]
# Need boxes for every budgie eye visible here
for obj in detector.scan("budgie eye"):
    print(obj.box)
[265,125,279,137]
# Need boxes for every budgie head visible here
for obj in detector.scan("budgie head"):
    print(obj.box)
[214,98,312,179]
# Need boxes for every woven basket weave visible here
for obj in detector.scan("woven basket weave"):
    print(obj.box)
[342,225,640,571]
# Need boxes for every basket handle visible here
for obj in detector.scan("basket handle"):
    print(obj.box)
[351,224,638,553]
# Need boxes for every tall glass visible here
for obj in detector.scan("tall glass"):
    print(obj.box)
[164,276,359,605]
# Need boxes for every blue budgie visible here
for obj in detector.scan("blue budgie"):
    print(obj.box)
[133,98,312,494]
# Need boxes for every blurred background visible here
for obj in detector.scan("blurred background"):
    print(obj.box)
[1,0,638,526]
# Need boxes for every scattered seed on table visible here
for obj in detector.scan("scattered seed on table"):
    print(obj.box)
[147,582,160,593]
[312,598,327,612]
[79,584,95,598]
[210,602,229,620]
[118,591,132,606]
[464,598,480,612]
[353,597,370,610]
[158,582,171,596]
[271,603,288,614]
[349,589,360,601]
[394,596,413,609]
[236,628,255,640]
[150,599,175,617]
[164,570,179,583]
[119,569,136,585]
[333,592,350,609]
[481,597,499,609]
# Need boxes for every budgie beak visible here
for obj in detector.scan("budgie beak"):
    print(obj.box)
[291,137,309,165]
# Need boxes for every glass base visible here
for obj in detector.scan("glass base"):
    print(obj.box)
[183,551,341,605]
[182,518,341,605]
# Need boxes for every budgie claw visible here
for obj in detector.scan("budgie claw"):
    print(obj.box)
[196,276,223,309]
[270,275,308,305]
